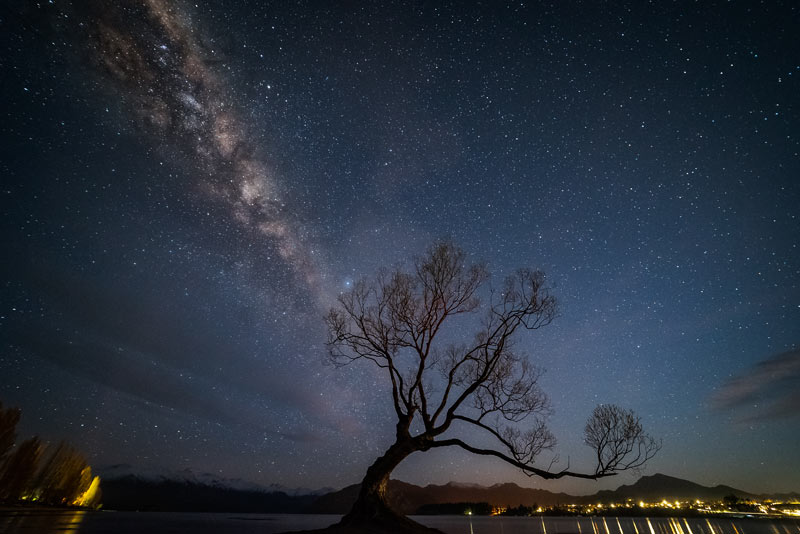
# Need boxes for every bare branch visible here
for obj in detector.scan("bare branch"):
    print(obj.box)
[584,404,662,475]
[451,414,556,467]
[430,438,613,480]
[473,356,551,423]
[324,240,660,492]
[432,268,557,433]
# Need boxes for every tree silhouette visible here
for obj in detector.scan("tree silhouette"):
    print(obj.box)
[0,436,44,501]
[325,241,660,532]
[0,401,21,462]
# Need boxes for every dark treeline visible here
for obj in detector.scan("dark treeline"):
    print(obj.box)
[0,401,100,508]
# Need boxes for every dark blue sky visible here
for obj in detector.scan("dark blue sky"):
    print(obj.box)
[1,1,798,494]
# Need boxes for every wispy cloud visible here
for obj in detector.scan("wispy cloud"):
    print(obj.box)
[710,349,800,422]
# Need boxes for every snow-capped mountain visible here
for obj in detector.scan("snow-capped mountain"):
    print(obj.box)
[97,463,333,496]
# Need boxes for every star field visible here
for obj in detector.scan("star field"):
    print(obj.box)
[1,1,798,494]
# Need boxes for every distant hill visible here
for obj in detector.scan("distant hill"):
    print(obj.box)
[308,474,797,515]
[99,470,799,514]
[308,480,574,515]
[97,463,333,496]
[101,475,319,512]
[98,465,332,512]
[583,473,753,504]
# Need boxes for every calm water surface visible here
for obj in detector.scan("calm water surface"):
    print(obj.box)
[2,511,799,534]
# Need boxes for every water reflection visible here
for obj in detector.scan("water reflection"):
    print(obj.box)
[0,512,798,534]
[62,511,86,534]
[0,510,84,534]
[418,516,800,534]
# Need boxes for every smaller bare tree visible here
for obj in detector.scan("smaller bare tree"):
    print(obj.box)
[325,241,660,533]
[585,404,660,476]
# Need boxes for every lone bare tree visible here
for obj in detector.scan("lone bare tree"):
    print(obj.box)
[325,242,659,533]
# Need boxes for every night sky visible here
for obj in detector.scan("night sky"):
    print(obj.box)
[1,1,798,495]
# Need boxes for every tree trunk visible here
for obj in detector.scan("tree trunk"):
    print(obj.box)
[336,438,441,533]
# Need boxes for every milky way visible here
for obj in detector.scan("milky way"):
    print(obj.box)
[86,0,321,294]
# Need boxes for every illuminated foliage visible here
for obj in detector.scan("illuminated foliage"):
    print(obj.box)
[35,442,93,505]
[73,474,102,508]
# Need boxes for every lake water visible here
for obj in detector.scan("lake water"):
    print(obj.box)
[1,510,799,534]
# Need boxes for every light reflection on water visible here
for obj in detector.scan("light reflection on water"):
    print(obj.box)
[0,512,799,534]
[1,510,86,533]
[62,510,86,534]
[416,516,800,534]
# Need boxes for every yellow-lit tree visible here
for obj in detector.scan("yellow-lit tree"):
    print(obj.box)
[0,401,100,508]
[35,441,92,505]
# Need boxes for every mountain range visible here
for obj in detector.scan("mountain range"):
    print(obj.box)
[97,464,334,496]
[99,470,799,514]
